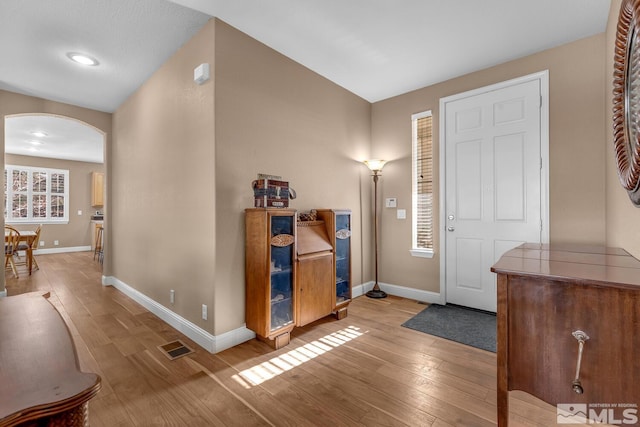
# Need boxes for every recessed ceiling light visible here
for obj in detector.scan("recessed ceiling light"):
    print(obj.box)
[66,52,99,66]
[30,131,47,137]
[27,140,43,146]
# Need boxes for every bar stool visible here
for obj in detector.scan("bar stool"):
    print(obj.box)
[94,226,103,264]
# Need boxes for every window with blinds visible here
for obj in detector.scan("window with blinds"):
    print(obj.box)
[411,111,434,258]
[4,165,69,224]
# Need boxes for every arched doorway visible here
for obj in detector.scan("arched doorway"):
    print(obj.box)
[2,113,106,295]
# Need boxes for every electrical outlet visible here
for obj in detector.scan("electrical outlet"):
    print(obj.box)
[39,241,45,247]
[77,210,82,215]
[170,290,175,304]
[202,304,208,320]
[54,240,59,246]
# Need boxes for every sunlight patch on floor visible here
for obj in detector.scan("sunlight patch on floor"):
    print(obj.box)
[232,325,363,388]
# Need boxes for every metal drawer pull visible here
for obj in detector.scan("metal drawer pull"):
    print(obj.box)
[571,330,589,394]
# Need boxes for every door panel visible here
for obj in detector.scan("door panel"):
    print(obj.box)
[494,133,525,221]
[444,78,543,312]
[456,140,482,220]
[456,107,482,132]
[493,97,526,125]
[296,253,333,327]
[455,238,483,291]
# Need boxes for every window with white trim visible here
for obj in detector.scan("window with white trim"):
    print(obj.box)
[411,111,434,258]
[4,165,69,224]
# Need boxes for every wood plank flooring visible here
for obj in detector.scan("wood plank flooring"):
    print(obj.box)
[4,251,589,426]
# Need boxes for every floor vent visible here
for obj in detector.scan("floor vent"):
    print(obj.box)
[158,340,194,360]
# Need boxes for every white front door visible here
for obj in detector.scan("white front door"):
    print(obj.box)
[442,74,547,312]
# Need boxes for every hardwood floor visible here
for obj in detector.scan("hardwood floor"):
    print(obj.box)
[5,252,578,426]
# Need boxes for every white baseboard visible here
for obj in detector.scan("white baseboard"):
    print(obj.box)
[354,280,444,305]
[101,276,255,353]
[33,246,92,255]
[352,282,370,298]
[99,275,441,353]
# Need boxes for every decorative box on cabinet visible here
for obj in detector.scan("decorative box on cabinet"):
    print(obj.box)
[491,243,640,426]
[295,220,334,326]
[316,209,352,319]
[245,208,296,349]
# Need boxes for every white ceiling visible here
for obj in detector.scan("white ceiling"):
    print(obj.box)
[1,0,611,162]
[5,115,104,164]
[0,0,210,113]
[173,0,612,103]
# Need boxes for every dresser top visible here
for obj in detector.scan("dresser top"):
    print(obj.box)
[0,292,101,425]
[491,243,640,290]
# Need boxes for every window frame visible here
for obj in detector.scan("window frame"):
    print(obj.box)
[410,110,435,259]
[5,164,70,224]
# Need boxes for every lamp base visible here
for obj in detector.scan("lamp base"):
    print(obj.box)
[366,288,388,299]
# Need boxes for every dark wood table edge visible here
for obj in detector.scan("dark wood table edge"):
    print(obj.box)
[0,292,102,427]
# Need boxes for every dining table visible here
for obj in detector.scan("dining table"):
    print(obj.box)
[4,229,38,275]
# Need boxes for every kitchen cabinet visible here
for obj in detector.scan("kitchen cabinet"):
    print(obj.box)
[491,243,640,426]
[91,172,104,207]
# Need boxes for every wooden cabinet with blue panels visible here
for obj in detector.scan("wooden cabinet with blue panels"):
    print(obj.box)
[245,208,296,349]
[316,209,352,319]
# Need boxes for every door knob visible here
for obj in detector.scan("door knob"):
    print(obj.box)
[447,227,455,232]
[448,215,455,220]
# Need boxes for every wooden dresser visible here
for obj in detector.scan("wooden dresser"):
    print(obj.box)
[491,243,640,426]
[0,292,101,427]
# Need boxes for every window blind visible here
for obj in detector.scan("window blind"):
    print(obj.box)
[412,112,434,254]
[4,165,69,223]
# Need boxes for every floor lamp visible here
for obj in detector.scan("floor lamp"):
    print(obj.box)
[364,159,387,299]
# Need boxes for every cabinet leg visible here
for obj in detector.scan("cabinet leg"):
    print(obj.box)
[257,332,290,349]
[334,307,348,320]
[497,274,509,426]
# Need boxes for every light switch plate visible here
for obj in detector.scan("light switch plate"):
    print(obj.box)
[386,198,397,208]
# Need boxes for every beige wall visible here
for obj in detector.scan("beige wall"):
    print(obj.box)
[213,20,371,333]
[112,20,216,330]
[5,153,104,250]
[0,90,112,293]
[606,0,640,258]
[371,34,607,293]
[111,18,371,336]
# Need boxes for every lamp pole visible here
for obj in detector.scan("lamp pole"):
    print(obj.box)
[365,162,387,299]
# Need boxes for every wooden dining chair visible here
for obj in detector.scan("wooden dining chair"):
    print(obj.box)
[16,224,42,272]
[5,226,20,278]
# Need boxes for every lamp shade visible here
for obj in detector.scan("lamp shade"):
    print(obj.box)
[364,159,387,172]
